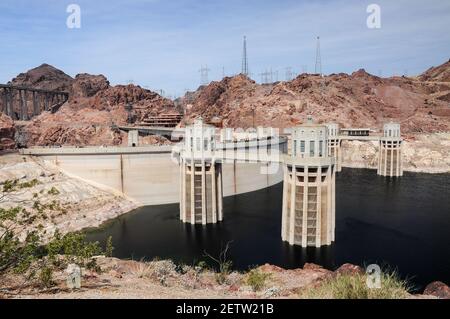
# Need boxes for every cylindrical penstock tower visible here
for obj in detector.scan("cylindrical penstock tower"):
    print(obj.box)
[282,117,336,247]
[179,118,223,225]
[378,122,403,177]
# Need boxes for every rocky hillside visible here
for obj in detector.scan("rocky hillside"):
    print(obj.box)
[1,64,179,147]
[0,153,137,241]
[1,60,450,148]
[419,59,450,83]
[16,75,177,147]
[182,60,450,134]
[341,133,450,173]
[9,63,74,92]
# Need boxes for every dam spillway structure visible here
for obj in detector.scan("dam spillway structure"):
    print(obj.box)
[282,117,336,247]
[378,122,403,177]
[326,123,342,172]
[179,118,223,225]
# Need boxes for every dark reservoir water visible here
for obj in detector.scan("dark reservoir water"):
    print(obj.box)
[86,169,450,290]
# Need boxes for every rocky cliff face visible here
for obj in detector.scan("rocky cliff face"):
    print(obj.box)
[0,153,137,241]
[342,133,450,173]
[3,65,178,147]
[9,63,74,92]
[71,73,110,99]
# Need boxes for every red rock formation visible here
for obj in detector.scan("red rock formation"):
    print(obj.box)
[71,73,110,99]
[6,65,178,147]
[9,63,74,92]
[182,60,450,134]
[0,113,15,150]
[3,60,450,148]
[423,281,450,299]
[335,263,365,276]
[419,59,450,82]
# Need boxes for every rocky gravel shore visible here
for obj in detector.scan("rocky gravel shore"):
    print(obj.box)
[1,258,448,299]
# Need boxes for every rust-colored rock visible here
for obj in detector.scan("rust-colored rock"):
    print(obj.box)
[182,60,450,134]
[335,263,365,276]
[71,73,110,99]
[423,281,450,299]
[419,59,450,82]
[7,65,179,147]
[0,113,15,150]
[258,264,285,273]
[303,263,324,270]
[9,63,74,92]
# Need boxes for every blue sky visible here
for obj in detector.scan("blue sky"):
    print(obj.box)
[0,0,449,97]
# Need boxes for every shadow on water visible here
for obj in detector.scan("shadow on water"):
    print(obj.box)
[86,168,450,289]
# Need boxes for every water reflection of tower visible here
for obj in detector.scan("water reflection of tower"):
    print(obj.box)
[281,244,335,270]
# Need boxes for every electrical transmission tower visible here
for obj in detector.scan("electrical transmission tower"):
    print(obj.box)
[285,67,293,81]
[242,36,249,76]
[199,65,210,86]
[302,65,308,74]
[315,36,322,76]
[259,70,270,84]
[260,69,277,84]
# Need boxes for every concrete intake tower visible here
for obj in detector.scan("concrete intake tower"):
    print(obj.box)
[378,122,403,177]
[179,119,223,224]
[282,117,336,247]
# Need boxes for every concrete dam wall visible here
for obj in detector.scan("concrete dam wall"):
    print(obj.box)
[23,145,285,206]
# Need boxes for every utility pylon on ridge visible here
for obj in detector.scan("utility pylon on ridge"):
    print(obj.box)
[242,36,249,76]
[285,67,293,81]
[199,65,210,86]
[315,36,322,76]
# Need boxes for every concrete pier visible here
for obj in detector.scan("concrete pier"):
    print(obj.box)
[326,123,342,172]
[179,119,223,224]
[0,84,68,120]
[378,122,403,177]
[282,117,336,247]
[20,90,28,120]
